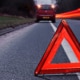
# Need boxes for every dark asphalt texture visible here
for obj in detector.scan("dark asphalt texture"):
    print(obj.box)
[0,19,80,80]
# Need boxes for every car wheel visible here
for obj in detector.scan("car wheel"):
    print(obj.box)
[52,19,56,23]
[35,19,39,22]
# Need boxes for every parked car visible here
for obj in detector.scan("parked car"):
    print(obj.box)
[36,4,56,22]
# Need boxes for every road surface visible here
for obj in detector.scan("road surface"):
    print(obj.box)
[0,19,80,80]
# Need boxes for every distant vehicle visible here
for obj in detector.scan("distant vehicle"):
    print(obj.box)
[35,4,56,22]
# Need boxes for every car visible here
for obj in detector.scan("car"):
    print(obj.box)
[35,4,56,23]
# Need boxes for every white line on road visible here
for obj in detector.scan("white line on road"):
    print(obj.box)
[50,22,80,79]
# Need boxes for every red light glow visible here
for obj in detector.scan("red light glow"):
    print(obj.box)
[56,8,80,19]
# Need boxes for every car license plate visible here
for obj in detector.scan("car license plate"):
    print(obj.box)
[43,17,50,19]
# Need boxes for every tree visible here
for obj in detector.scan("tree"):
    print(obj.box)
[56,0,80,13]
[0,0,35,17]
[0,0,5,7]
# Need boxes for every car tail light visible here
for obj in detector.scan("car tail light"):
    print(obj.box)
[51,4,55,9]
[37,4,41,9]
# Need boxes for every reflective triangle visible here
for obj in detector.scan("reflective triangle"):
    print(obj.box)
[34,20,80,76]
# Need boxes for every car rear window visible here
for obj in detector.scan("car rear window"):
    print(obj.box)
[41,5,52,10]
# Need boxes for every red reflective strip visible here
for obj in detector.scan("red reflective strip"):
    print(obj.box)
[34,20,80,75]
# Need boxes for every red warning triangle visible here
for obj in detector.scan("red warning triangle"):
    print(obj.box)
[34,20,80,76]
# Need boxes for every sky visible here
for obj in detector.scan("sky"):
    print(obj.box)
[34,0,56,4]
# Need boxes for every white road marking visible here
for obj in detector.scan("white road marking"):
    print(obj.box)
[50,22,80,79]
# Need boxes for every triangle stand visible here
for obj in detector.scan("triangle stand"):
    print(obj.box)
[34,20,80,76]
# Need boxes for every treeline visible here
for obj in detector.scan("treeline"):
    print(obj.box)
[0,0,80,16]
[0,0,35,17]
[56,0,80,13]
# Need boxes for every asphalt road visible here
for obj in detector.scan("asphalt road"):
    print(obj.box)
[0,19,80,80]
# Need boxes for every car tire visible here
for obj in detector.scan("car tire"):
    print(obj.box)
[52,19,56,23]
[35,19,39,22]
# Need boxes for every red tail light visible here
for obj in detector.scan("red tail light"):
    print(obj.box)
[51,4,55,9]
[37,4,41,9]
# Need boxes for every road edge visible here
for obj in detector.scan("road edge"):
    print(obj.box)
[0,22,34,36]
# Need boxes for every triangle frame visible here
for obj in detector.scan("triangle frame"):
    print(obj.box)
[34,20,80,76]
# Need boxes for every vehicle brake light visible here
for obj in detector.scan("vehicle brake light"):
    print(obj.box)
[37,4,41,9]
[51,4,55,9]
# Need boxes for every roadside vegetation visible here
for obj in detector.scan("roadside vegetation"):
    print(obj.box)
[0,0,36,30]
[0,15,35,30]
